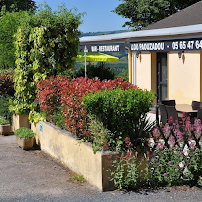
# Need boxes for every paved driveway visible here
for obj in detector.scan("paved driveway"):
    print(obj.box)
[1,135,202,202]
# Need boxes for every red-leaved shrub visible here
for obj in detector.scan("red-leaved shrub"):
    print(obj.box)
[37,76,137,138]
[0,73,14,97]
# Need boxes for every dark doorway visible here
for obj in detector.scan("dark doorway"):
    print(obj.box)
[157,53,168,103]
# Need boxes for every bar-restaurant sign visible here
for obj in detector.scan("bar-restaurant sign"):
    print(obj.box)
[80,42,125,52]
[130,38,202,52]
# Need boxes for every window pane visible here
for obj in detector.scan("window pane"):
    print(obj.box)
[161,58,167,82]
[161,84,168,100]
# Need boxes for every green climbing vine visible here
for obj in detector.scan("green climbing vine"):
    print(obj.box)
[9,3,85,122]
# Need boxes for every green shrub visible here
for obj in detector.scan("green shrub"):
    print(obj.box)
[88,114,116,153]
[75,62,115,80]
[107,137,150,190]
[0,72,14,123]
[14,127,35,139]
[82,88,156,151]
[0,95,13,123]
[51,108,67,130]
[0,117,9,125]
[0,10,33,70]
[108,152,145,190]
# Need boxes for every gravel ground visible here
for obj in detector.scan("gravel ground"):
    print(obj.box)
[1,135,202,202]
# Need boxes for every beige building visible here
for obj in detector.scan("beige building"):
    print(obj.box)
[80,1,202,105]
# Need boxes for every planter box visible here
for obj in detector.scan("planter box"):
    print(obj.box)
[12,114,31,132]
[31,122,118,192]
[0,124,10,135]
[16,136,34,150]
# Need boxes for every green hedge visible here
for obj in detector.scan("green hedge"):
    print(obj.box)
[82,88,156,151]
[0,95,13,123]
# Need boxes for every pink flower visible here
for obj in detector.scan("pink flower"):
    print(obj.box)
[127,151,131,157]
[181,112,186,122]
[125,137,133,148]
[164,173,167,176]
[177,131,183,141]
[115,155,119,160]
[168,161,172,164]
[194,118,201,125]
[125,137,131,144]
[169,116,173,123]
[103,141,109,151]
[153,128,159,137]
[170,140,175,147]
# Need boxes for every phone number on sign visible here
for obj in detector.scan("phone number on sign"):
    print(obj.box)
[172,40,202,50]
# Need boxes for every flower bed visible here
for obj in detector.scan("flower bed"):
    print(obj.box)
[106,114,202,190]
[33,76,156,191]
[148,115,202,187]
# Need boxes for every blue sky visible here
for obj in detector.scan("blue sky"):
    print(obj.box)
[35,0,129,33]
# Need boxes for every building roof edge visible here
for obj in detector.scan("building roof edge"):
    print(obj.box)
[80,24,202,43]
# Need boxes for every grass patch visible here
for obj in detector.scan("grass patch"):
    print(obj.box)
[69,172,86,185]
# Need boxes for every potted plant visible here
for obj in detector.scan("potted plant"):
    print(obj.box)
[0,117,10,135]
[14,127,35,150]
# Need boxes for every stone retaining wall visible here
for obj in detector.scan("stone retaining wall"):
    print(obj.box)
[31,121,117,192]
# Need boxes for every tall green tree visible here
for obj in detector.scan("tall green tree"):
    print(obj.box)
[10,3,85,119]
[113,0,200,30]
[0,10,33,69]
[0,0,37,12]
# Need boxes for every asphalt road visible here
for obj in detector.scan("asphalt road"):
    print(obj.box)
[1,135,202,202]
